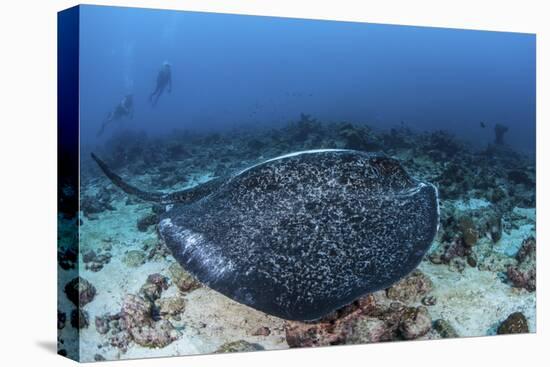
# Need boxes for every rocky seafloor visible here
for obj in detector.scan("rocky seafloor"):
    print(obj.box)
[58,116,536,361]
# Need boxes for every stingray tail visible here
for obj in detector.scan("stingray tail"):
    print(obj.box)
[91,153,169,203]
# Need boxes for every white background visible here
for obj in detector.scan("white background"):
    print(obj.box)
[0,0,547,366]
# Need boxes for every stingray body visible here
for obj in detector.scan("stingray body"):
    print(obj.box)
[91,149,439,321]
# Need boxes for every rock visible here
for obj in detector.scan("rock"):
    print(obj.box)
[507,237,536,292]
[83,249,112,272]
[70,309,89,329]
[118,294,180,348]
[487,214,503,242]
[216,340,264,353]
[386,270,433,303]
[95,314,119,335]
[94,354,106,361]
[82,250,96,263]
[285,295,377,347]
[399,306,432,340]
[497,312,529,334]
[57,310,66,330]
[251,327,271,336]
[433,319,459,338]
[421,295,437,306]
[349,317,392,344]
[429,237,471,268]
[64,277,96,306]
[449,256,467,273]
[458,215,478,247]
[80,189,115,218]
[121,294,153,328]
[99,276,181,350]
[123,250,146,268]
[508,170,533,186]
[489,186,507,204]
[467,254,477,268]
[58,246,77,270]
[168,263,201,293]
[139,274,169,301]
[137,213,159,232]
[155,297,186,318]
[130,319,180,348]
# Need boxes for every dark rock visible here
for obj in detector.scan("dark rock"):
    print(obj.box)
[433,319,459,338]
[58,246,77,270]
[82,250,97,263]
[251,326,271,336]
[421,295,437,306]
[70,309,89,329]
[57,310,66,330]
[458,215,478,247]
[137,213,159,232]
[399,306,432,340]
[64,277,96,307]
[508,170,533,186]
[83,249,112,272]
[507,236,536,292]
[497,312,529,334]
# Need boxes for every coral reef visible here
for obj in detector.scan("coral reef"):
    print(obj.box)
[74,115,535,360]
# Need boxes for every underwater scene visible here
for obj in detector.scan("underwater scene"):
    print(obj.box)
[57,5,536,362]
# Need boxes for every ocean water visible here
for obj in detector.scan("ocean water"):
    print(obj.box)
[79,5,535,154]
[58,5,536,362]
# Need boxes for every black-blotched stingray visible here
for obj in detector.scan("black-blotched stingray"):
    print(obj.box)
[91,149,439,321]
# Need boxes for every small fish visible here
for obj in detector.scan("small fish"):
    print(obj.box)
[480,121,486,128]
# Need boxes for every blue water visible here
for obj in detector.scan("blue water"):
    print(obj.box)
[79,5,535,154]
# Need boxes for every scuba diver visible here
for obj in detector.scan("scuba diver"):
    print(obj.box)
[149,61,172,107]
[97,94,134,136]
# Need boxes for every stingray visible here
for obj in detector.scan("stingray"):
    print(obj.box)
[91,149,439,321]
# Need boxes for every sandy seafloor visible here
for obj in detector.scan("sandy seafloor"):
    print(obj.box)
[58,181,535,362]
